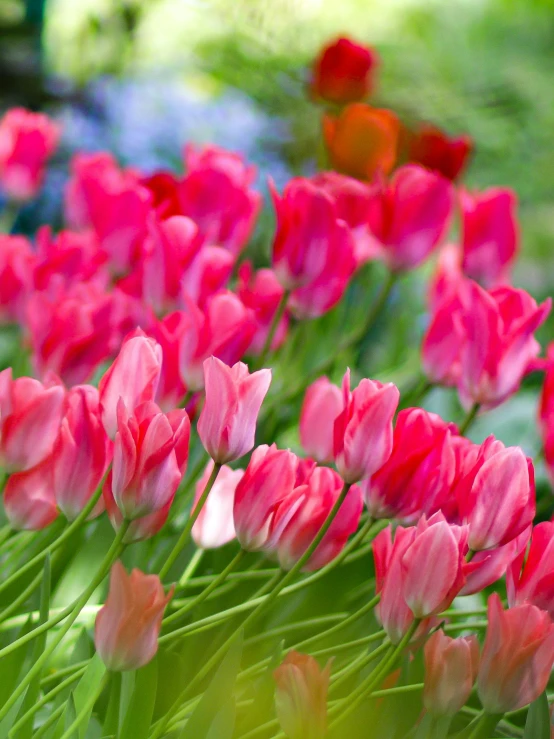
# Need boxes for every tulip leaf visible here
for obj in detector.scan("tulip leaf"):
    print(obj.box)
[0,617,34,710]
[119,658,158,739]
[524,691,550,739]
[12,554,51,739]
[177,631,243,739]
[102,673,121,737]
[71,653,106,739]
[205,696,236,739]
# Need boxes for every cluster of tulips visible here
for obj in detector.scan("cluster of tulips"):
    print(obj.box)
[0,32,554,739]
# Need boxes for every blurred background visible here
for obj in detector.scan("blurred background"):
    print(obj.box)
[2,0,554,452]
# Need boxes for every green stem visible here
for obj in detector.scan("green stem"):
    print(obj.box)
[466,711,503,739]
[57,672,108,739]
[159,462,222,580]
[254,289,290,370]
[0,524,12,549]
[33,702,66,739]
[459,402,480,436]
[174,567,277,591]
[178,547,204,587]
[0,522,128,722]
[330,640,390,691]
[151,482,353,738]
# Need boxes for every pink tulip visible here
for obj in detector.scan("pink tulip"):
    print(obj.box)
[538,344,554,482]
[461,527,530,596]
[0,235,35,324]
[103,471,172,543]
[458,282,551,410]
[478,593,554,713]
[180,245,234,308]
[178,144,261,256]
[0,369,65,473]
[333,369,399,484]
[237,262,289,355]
[456,438,535,551]
[191,461,244,549]
[460,187,518,287]
[3,458,58,530]
[33,226,107,292]
[51,385,111,521]
[233,444,298,551]
[421,286,465,387]
[424,631,479,716]
[198,357,271,463]
[178,292,256,392]
[274,651,331,739]
[507,522,554,619]
[0,108,59,200]
[270,178,349,290]
[148,312,188,411]
[99,329,163,440]
[95,561,173,671]
[299,377,343,464]
[363,408,458,521]
[365,165,453,272]
[109,400,189,520]
[272,466,362,571]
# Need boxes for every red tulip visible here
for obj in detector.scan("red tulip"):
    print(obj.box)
[109,400,189,520]
[99,329,163,440]
[323,104,400,181]
[478,593,554,713]
[3,458,58,530]
[333,369,399,484]
[424,631,479,715]
[0,369,65,473]
[365,165,453,272]
[407,122,472,181]
[52,385,111,521]
[178,144,261,256]
[191,461,244,549]
[0,235,35,324]
[274,651,331,739]
[508,522,554,619]
[460,187,518,287]
[198,357,271,463]
[95,561,173,671]
[0,108,59,200]
[237,262,289,355]
[299,377,343,464]
[539,344,554,482]
[311,36,379,104]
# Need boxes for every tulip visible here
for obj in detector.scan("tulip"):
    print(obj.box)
[178,144,262,256]
[365,165,454,272]
[0,108,59,201]
[180,245,234,308]
[461,527,530,596]
[237,262,289,355]
[333,369,399,484]
[0,235,35,324]
[52,385,111,521]
[363,408,458,521]
[456,438,535,552]
[95,561,173,671]
[299,377,343,464]
[178,292,256,392]
[99,329,163,440]
[140,170,180,218]
[33,226,107,292]
[424,631,479,715]
[460,187,518,288]
[103,472,172,543]
[197,357,271,464]
[0,369,65,473]
[148,312,188,411]
[539,344,554,482]
[274,651,331,739]
[407,122,472,181]
[507,521,554,619]
[311,36,379,104]
[421,286,465,387]
[457,282,551,410]
[272,466,362,571]
[109,400,190,520]
[3,458,58,530]
[477,593,554,713]
[191,461,244,549]
[233,444,298,551]
[323,104,399,181]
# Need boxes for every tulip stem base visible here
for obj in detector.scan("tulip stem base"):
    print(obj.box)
[465,711,502,739]
[459,403,480,436]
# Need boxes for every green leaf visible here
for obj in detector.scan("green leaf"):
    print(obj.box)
[51,692,77,739]
[0,618,34,709]
[102,673,121,738]
[177,632,243,739]
[524,691,550,739]
[119,658,158,739]
[205,696,235,739]
[11,555,51,739]
[71,654,106,739]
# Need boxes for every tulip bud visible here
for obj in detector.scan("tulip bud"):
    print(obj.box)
[274,652,331,739]
[407,122,472,182]
[197,357,271,464]
[0,369,65,473]
[311,36,379,104]
[424,631,479,716]
[299,377,343,464]
[3,458,58,530]
[52,385,111,521]
[477,593,554,713]
[99,329,163,439]
[333,370,399,484]
[191,461,244,549]
[110,400,189,520]
[94,561,173,671]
